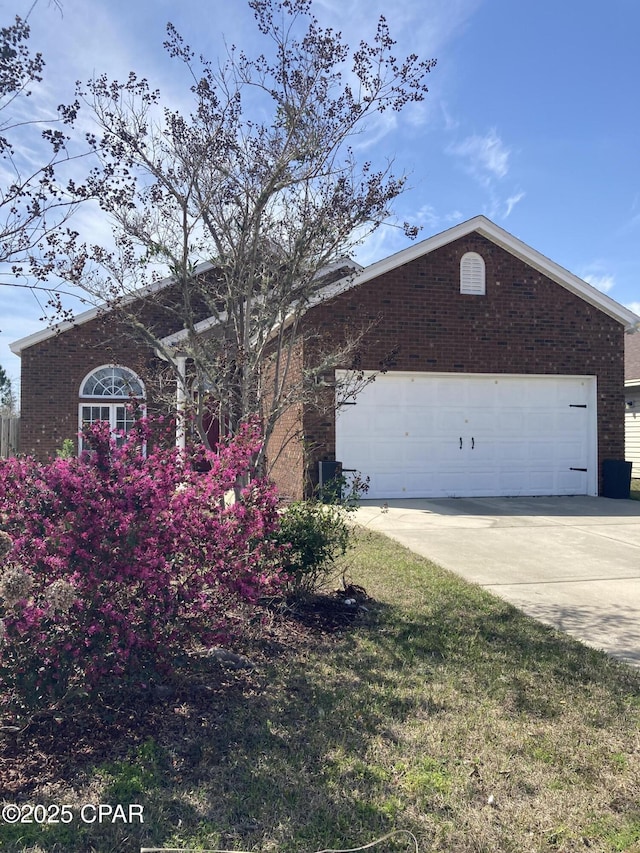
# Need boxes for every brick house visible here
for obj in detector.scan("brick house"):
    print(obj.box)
[11,215,639,499]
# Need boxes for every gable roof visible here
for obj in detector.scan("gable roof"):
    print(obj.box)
[9,260,218,357]
[10,257,362,357]
[11,216,639,356]
[158,257,361,351]
[309,215,640,330]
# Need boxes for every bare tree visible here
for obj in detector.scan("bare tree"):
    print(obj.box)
[0,11,85,283]
[0,365,15,414]
[40,0,436,467]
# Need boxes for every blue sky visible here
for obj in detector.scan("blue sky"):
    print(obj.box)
[1,0,639,390]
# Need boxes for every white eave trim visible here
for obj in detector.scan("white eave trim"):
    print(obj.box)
[11,257,362,356]
[156,256,362,350]
[158,313,226,355]
[10,302,101,355]
[9,260,216,356]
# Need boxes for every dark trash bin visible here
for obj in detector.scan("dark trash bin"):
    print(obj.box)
[601,459,632,499]
[318,460,342,502]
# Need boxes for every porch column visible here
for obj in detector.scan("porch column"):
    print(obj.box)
[175,355,187,451]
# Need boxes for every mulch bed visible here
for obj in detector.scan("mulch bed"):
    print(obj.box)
[0,588,370,799]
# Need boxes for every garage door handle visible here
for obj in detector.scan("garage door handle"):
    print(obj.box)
[472,437,475,450]
[459,437,463,449]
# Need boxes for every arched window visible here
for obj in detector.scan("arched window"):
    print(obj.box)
[460,251,486,295]
[80,365,144,398]
[79,365,145,450]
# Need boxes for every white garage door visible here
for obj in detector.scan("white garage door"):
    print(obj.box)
[335,372,597,499]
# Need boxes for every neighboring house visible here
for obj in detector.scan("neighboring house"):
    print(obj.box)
[10,215,639,500]
[624,332,640,478]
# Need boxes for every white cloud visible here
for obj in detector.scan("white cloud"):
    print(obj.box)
[352,221,407,267]
[313,0,480,54]
[504,191,525,217]
[626,302,640,316]
[297,0,481,133]
[583,273,615,294]
[412,205,465,232]
[581,261,617,295]
[440,101,460,133]
[442,121,526,224]
[448,129,511,184]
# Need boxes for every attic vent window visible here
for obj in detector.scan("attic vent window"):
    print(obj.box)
[460,252,486,295]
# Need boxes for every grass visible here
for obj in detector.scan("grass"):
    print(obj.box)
[2,528,640,853]
[630,479,640,501]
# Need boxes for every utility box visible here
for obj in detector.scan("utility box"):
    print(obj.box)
[602,459,632,499]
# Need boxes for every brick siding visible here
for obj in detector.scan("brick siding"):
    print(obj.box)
[262,342,305,501]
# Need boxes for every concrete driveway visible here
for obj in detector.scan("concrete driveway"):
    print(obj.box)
[354,496,640,667]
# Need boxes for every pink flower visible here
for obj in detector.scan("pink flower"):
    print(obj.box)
[0,414,285,713]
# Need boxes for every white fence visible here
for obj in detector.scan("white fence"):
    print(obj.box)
[0,416,19,458]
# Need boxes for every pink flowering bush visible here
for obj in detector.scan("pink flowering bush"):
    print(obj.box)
[0,418,283,718]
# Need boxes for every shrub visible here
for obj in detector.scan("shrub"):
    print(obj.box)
[55,438,75,458]
[276,500,350,598]
[318,468,370,508]
[0,417,283,719]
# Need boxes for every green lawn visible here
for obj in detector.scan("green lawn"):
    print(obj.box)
[2,528,640,853]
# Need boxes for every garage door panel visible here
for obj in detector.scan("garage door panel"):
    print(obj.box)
[335,372,597,498]
[433,407,465,431]
[404,409,436,433]
[468,409,505,432]
[528,441,558,462]
[557,382,590,405]
[555,412,579,432]
[471,444,497,463]
[464,382,490,406]
[559,472,590,493]
[373,471,427,496]
[369,407,401,434]
[367,440,400,470]
[430,381,449,404]
[373,383,404,406]
[527,411,559,433]
[497,470,527,492]
[499,441,528,462]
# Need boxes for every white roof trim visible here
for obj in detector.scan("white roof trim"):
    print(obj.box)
[11,257,362,356]
[160,313,226,351]
[9,260,216,356]
[157,256,362,349]
[10,301,103,355]
[309,215,640,329]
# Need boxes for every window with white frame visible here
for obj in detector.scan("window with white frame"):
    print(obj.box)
[79,365,145,450]
[460,251,486,295]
